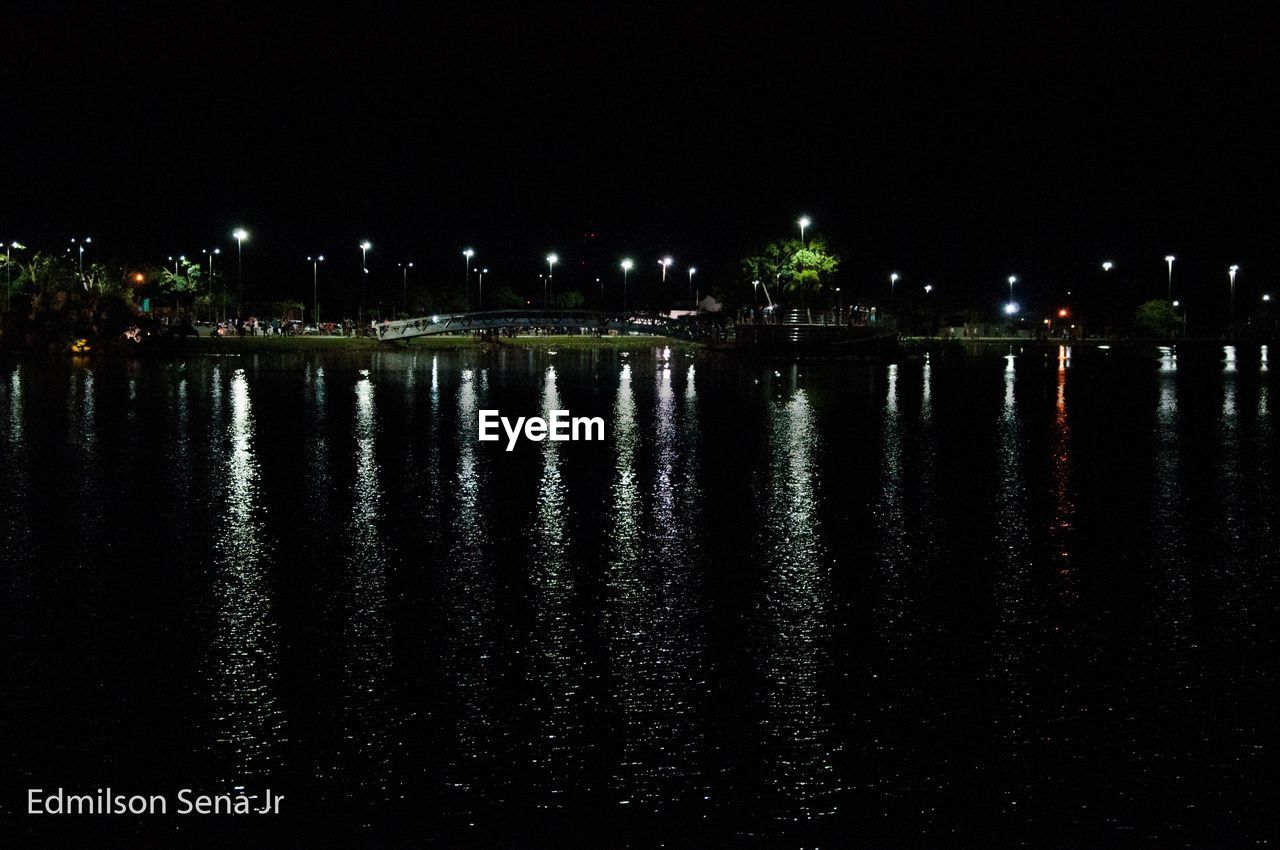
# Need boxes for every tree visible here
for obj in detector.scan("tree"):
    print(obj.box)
[554,290,585,309]
[489,285,525,308]
[1134,299,1179,338]
[14,252,76,299]
[158,260,203,316]
[741,235,840,305]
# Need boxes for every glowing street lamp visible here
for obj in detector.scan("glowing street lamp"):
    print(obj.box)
[924,284,933,294]
[1165,255,1175,301]
[798,215,811,246]
[232,229,248,314]
[5,240,25,313]
[546,253,558,306]
[1102,261,1113,272]
[309,255,325,327]
[621,258,634,311]
[359,240,372,321]
[69,237,91,289]
[479,268,488,308]
[463,248,475,310]
[688,266,697,309]
[889,272,900,312]
[398,261,413,317]
[1004,302,1019,315]
[1007,274,1017,303]
[202,248,220,322]
[660,256,673,282]
[1229,264,1239,336]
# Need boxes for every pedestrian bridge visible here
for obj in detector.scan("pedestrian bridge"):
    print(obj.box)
[374,309,695,342]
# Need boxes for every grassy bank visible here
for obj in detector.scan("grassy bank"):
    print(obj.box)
[177,334,483,353]
[493,334,693,350]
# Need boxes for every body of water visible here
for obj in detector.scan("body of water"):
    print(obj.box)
[2,343,1276,845]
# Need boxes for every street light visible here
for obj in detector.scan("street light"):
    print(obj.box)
[546,253,558,306]
[798,215,811,246]
[232,228,248,315]
[1102,261,1113,272]
[1165,255,1175,301]
[479,268,488,308]
[688,266,697,309]
[359,240,372,321]
[660,256,673,282]
[6,241,25,313]
[202,248,220,322]
[309,256,325,327]
[890,272,900,312]
[1007,274,1017,304]
[70,237,91,289]
[463,248,475,310]
[1229,264,1239,336]
[398,261,413,317]
[1004,302,1019,315]
[620,258,633,311]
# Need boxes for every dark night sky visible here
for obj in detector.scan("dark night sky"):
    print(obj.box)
[4,0,1278,317]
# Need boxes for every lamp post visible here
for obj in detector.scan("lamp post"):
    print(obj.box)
[1008,274,1017,304]
[6,241,25,313]
[688,267,697,309]
[798,215,811,247]
[546,253,558,307]
[398,261,413,317]
[168,255,186,318]
[309,256,325,327]
[660,256,673,283]
[597,276,602,304]
[70,237,91,289]
[890,272,899,312]
[1164,255,1175,302]
[202,248,220,323]
[359,240,372,322]
[621,258,633,311]
[232,228,248,315]
[479,268,488,308]
[463,248,475,310]
[1229,264,1239,337]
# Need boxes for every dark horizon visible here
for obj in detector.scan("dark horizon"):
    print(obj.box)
[5,1,1277,319]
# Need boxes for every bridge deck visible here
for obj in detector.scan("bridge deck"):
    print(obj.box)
[374,309,693,342]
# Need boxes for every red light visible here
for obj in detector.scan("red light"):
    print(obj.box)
[1057,308,1069,318]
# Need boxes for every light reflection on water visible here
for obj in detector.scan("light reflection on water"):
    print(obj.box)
[607,361,706,807]
[338,372,394,805]
[2,365,30,556]
[1150,348,1193,702]
[874,363,909,658]
[440,368,502,812]
[605,362,645,799]
[757,386,835,821]
[525,365,584,802]
[1050,346,1076,602]
[991,352,1035,809]
[209,369,285,782]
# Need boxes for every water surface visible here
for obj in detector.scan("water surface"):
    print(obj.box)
[2,343,1276,845]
